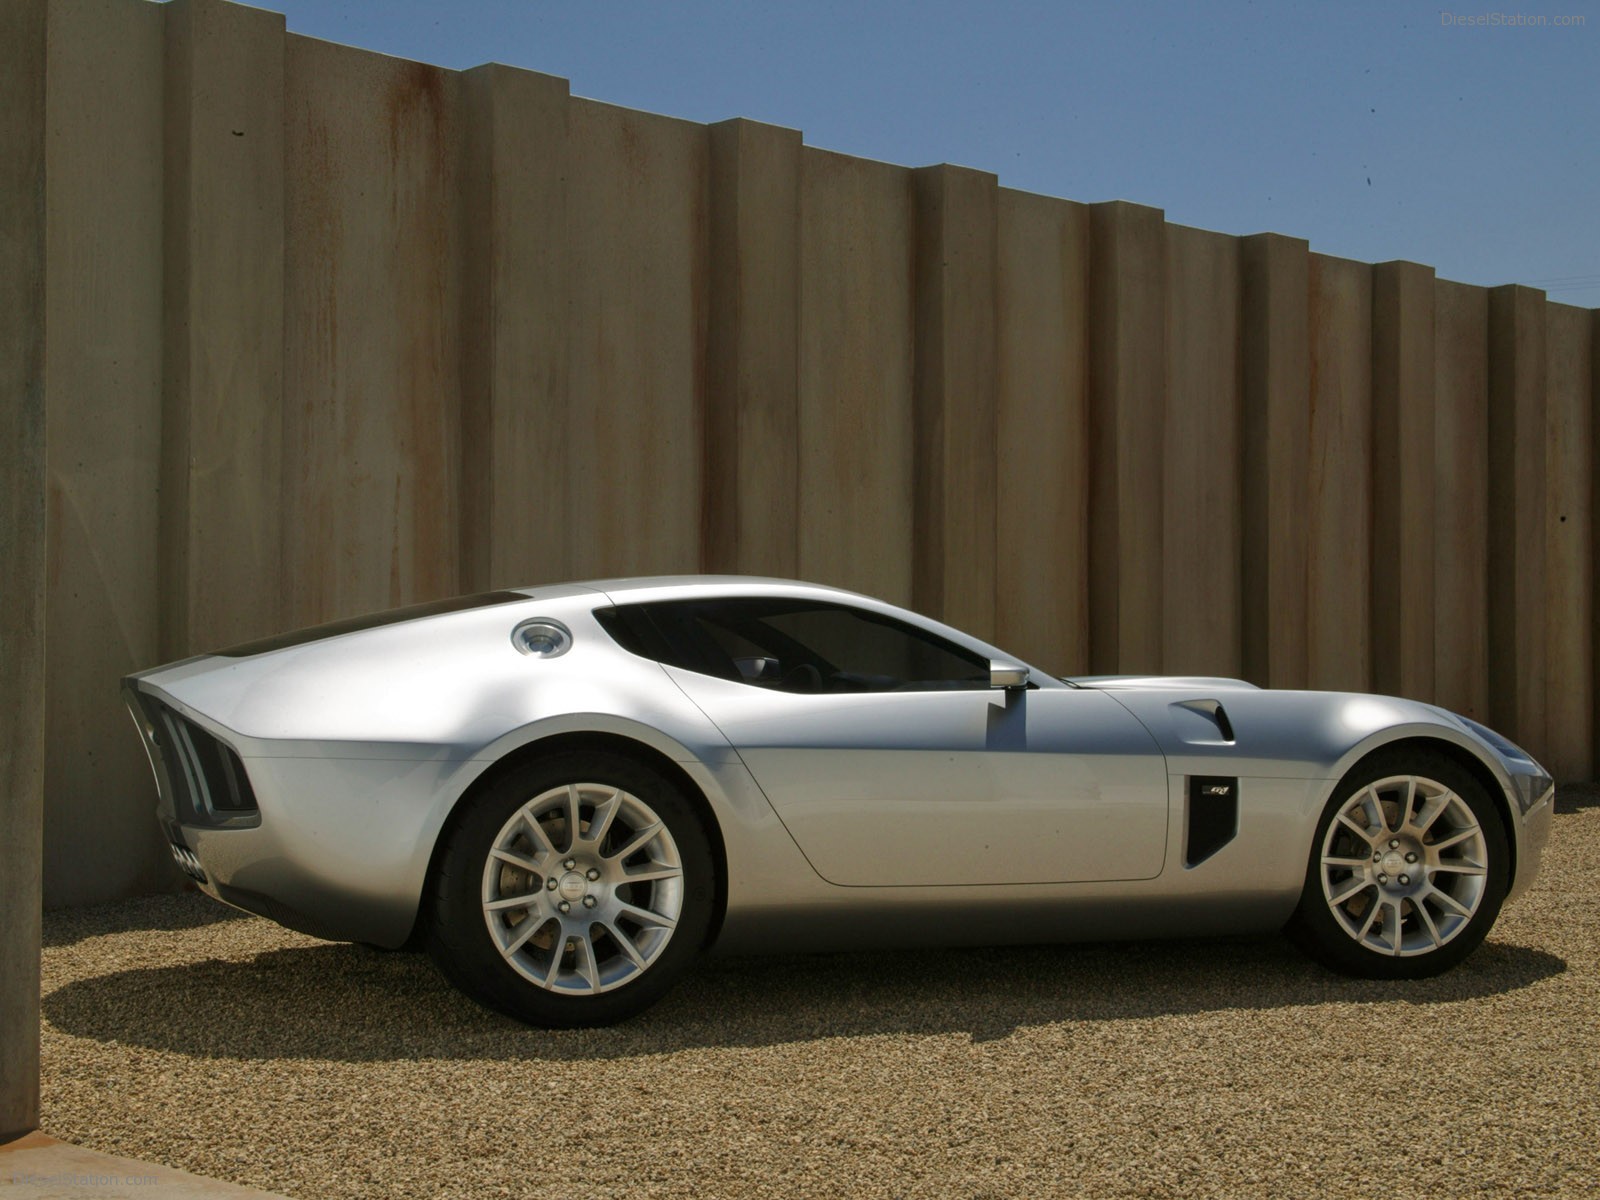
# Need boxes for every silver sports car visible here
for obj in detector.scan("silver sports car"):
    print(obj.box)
[124,576,1554,1026]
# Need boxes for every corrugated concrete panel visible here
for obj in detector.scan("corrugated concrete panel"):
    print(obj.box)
[1433,280,1491,723]
[0,0,46,1140]
[1240,233,1310,689]
[995,188,1090,677]
[458,65,571,591]
[283,36,464,625]
[1371,260,1437,703]
[1163,223,1242,678]
[912,164,999,639]
[1487,285,1548,754]
[41,0,169,906]
[1307,254,1372,693]
[1544,304,1593,780]
[798,148,915,606]
[1088,201,1166,674]
[705,118,801,578]
[564,98,707,579]
[161,0,286,657]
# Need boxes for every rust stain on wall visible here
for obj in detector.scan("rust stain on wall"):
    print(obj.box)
[384,56,459,607]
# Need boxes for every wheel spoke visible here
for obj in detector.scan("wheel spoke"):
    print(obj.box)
[1328,874,1373,906]
[1432,859,1486,877]
[1337,812,1380,845]
[605,921,647,969]
[584,790,622,849]
[490,847,541,874]
[564,785,583,853]
[623,862,683,883]
[502,914,549,956]
[1322,854,1371,869]
[1358,787,1385,833]
[1356,899,1384,941]
[1426,883,1474,919]
[485,893,540,912]
[519,806,556,854]
[616,901,677,930]
[1413,792,1449,833]
[608,821,664,864]
[573,933,600,992]
[1393,778,1417,831]
[1414,901,1444,948]
[1429,827,1478,853]
[1384,897,1406,954]
[541,942,565,987]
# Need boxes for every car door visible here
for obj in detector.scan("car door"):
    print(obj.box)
[631,598,1171,887]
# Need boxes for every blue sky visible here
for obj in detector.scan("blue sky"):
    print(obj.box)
[254,0,1597,305]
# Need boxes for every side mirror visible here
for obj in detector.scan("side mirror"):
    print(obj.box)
[989,660,1030,690]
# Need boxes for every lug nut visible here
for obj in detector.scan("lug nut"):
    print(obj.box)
[1378,874,1389,885]
[546,877,559,891]
[1399,874,1410,886]
[1405,852,1418,864]
[1389,839,1400,849]
[586,868,601,881]
[1373,851,1382,862]
[583,895,596,909]
[557,900,571,914]
[564,858,577,870]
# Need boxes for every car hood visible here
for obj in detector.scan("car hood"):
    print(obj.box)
[1063,675,1261,692]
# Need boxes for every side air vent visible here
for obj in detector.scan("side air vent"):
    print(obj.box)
[1185,775,1238,867]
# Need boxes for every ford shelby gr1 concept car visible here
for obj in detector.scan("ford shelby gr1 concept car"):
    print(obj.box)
[124,576,1554,1026]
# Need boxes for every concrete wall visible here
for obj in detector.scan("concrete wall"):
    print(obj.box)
[19,0,1600,908]
[2,0,49,1141]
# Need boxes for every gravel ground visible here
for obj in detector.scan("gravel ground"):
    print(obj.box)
[39,784,1600,1200]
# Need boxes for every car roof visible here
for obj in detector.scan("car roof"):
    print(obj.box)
[521,575,880,606]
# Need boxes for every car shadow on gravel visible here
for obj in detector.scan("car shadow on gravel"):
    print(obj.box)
[43,932,1565,1064]
[1555,781,1600,814]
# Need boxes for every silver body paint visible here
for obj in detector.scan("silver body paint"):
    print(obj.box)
[123,577,1554,953]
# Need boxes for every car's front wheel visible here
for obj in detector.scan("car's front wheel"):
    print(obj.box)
[427,751,714,1027]
[1289,749,1510,978]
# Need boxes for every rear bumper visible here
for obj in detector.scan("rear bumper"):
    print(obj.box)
[123,680,470,946]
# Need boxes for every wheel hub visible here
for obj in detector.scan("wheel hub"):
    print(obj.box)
[557,871,589,903]
[1379,849,1408,878]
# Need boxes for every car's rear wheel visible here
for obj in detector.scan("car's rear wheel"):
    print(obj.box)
[427,751,714,1026]
[1289,750,1509,978]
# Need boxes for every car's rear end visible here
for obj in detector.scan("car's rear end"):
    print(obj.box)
[120,587,603,944]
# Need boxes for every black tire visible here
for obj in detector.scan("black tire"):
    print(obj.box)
[1288,749,1510,979]
[426,751,714,1027]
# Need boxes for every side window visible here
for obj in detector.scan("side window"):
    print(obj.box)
[620,598,989,694]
